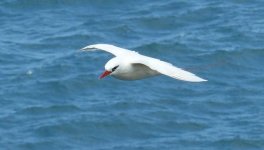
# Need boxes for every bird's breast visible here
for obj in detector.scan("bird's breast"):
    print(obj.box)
[112,63,160,80]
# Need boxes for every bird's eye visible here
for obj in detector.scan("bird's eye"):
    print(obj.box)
[112,65,119,72]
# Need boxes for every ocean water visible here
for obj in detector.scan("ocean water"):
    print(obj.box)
[1,0,264,149]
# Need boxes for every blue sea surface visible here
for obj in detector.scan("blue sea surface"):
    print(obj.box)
[1,0,264,149]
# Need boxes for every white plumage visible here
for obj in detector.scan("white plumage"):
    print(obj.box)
[81,44,207,82]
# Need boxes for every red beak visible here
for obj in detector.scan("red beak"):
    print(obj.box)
[99,70,112,79]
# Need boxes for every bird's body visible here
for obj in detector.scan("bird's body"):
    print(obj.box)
[81,44,207,82]
[110,58,159,80]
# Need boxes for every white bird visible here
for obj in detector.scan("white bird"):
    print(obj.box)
[81,44,207,82]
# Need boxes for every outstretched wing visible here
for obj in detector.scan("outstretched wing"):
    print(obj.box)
[133,55,207,82]
[81,44,138,56]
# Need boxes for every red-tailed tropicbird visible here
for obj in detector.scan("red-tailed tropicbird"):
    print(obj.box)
[81,44,207,82]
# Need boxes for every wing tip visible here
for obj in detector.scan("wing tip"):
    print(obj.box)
[189,77,208,82]
[196,79,208,82]
[81,44,97,51]
[81,43,114,51]
[81,45,91,51]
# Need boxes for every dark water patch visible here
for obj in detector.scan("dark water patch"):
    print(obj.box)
[2,0,138,13]
[212,137,263,150]
[19,104,81,116]
[19,140,72,150]
[133,15,181,31]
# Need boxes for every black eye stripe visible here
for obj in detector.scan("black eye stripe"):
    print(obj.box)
[112,65,119,72]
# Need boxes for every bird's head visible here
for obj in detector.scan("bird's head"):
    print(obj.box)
[99,57,121,79]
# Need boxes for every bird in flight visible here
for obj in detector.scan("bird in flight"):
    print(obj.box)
[81,44,207,82]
